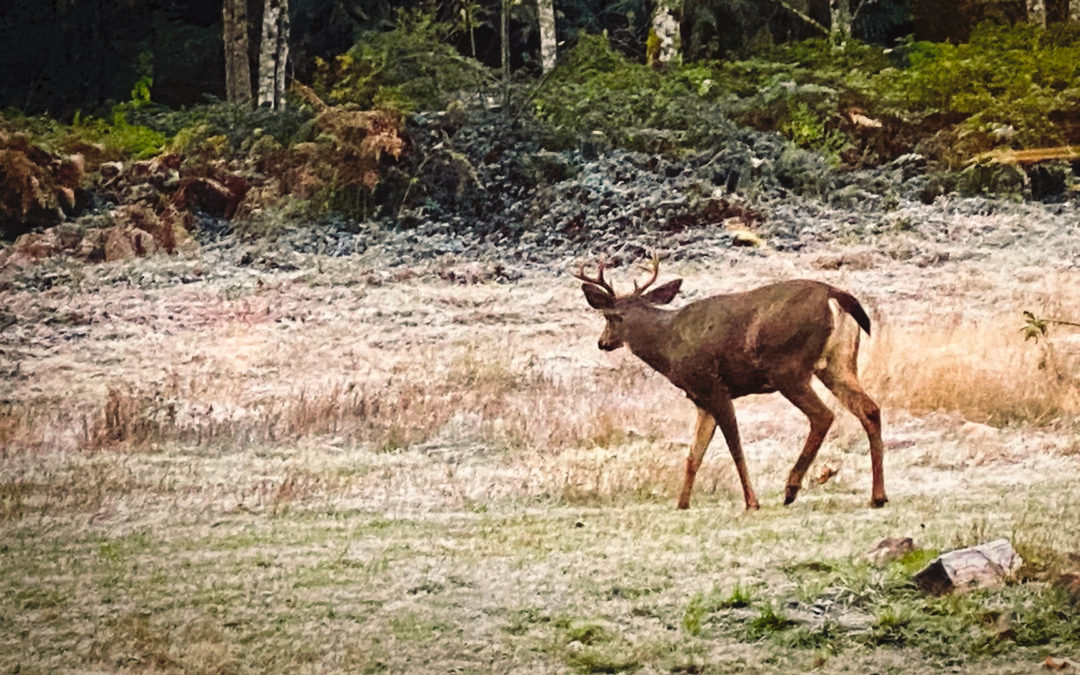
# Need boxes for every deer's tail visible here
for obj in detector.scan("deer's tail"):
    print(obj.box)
[829,289,872,336]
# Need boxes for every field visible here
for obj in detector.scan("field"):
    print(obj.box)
[2,207,1080,673]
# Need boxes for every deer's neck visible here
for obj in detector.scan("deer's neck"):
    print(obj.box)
[625,309,681,375]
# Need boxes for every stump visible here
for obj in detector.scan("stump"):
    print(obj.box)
[913,539,1023,595]
[862,537,915,566]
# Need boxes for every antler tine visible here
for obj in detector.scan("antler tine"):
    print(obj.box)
[632,253,661,295]
[573,260,616,296]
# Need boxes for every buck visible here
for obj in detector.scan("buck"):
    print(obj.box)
[575,256,886,510]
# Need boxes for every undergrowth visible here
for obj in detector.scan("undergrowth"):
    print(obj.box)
[531,23,1080,170]
[313,10,490,113]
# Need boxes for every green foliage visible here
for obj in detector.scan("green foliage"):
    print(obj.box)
[1021,311,1080,343]
[557,617,641,673]
[745,603,796,639]
[681,584,754,636]
[782,101,849,164]
[314,11,490,113]
[876,22,1080,151]
[126,103,315,158]
[531,34,739,155]
[956,161,1027,199]
[679,23,1080,169]
[73,108,168,160]
[129,51,154,108]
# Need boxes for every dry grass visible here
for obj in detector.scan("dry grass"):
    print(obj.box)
[860,267,1080,428]
[4,248,1080,672]
[11,313,1073,464]
[865,315,1080,427]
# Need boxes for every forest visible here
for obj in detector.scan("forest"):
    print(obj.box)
[2,1,1080,673]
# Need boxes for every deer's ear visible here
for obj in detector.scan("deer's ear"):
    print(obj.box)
[643,279,681,305]
[582,283,614,310]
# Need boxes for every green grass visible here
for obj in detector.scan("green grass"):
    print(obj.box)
[2,441,1078,673]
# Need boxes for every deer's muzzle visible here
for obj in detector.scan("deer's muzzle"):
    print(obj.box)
[598,338,621,351]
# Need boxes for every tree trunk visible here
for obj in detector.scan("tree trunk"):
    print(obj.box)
[1047,0,1070,22]
[830,0,852,41]
[223,0,252,104]
[648,0,682,66]
[257,0,289,110]
[775,0,830,37]
[537,0,557,73]
[1028,0,1047,26]
[501,0,510,109]
[275,1,289,107]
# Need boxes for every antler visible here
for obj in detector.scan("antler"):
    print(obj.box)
[632,253,661,296]
[573,260,616,296]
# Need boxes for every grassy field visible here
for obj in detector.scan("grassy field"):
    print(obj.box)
[2,242,1080,673]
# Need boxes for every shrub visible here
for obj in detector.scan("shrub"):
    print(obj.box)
[531,34,739,155]
[70,108,167,160]
[875,22,1080,152]
[314,11,490,113]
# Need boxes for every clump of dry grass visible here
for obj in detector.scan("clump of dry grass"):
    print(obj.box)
[29,340,677,461]
[864,314,1080,427]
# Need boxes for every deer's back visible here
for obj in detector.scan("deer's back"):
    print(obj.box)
[668,280,840,397]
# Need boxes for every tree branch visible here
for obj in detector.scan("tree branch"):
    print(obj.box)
[772,0,829,36]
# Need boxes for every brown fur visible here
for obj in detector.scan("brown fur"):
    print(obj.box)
[578,265,887,510]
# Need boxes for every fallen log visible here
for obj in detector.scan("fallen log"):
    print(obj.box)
[913,539,1022,595]
[975,145,1080,165]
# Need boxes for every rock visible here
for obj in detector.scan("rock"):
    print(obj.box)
[100,161,124,181]
[55,221,85,249]
[12,230,62,259]
[78,228,108,262]
[109,203,194,255]
[174,176,241,218]
[913,539,1022,595]
[104,226,161,261]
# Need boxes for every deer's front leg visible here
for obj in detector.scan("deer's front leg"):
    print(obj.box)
[678,407,716,509]
[711,394,759,511]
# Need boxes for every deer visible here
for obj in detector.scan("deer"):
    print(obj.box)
[574,255,886,510]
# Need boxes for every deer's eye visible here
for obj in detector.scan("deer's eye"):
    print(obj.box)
[606,314,624,324]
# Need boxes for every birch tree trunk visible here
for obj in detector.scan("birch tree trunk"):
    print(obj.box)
[648,0,681,66]
[1028,0,1047,26]
[223,0,252,104]
[830,0,852,41]
[537,0,557,73]
[257,0,289,110]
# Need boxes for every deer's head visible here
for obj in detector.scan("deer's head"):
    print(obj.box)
[574,256,682,351]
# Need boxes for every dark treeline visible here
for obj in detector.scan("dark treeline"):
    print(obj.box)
[2,0,1068,118]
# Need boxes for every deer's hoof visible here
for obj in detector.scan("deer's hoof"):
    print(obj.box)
[783,486,799,505]
[870,496,889,508]
[746,502,761,511]
[676,500,690,510]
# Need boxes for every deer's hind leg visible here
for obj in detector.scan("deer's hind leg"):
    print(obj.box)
[816,368,887,507]
[815,316,888,507]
